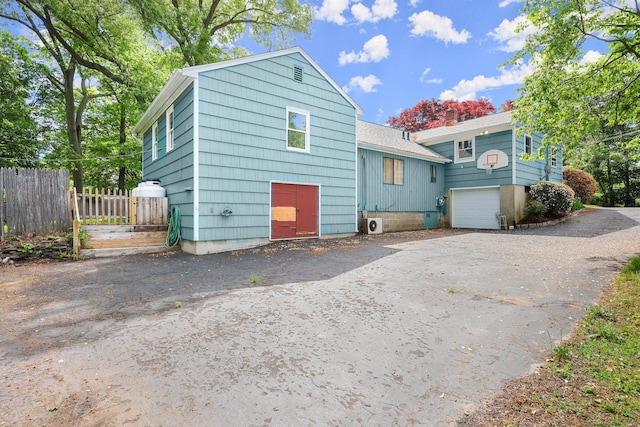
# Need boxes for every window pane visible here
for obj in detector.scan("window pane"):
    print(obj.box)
[394,159,404,185]
[458,140,472,158]
[288,130,306,149]
[383,157,393,184]
[288,111,306,130]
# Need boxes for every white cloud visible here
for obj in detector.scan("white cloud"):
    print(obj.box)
[351,0,398,23]
[488,15,536,52]
[409,10,471,44]
[580,50,602,66]
[498,0,521,7]
[419,67,442,84]
[339,35,390,65]
[314,0,350,24]
[409,0,421,7]
[343,74,383,93]
[439,60,534,101]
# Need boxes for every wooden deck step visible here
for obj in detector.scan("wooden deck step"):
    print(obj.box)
[80,224,175,258]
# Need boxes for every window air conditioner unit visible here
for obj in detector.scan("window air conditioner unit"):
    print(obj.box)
[366,218,382,234]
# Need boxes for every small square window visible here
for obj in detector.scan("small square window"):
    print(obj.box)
[524,135,532,155]
[286,107,310,152]
[456,139,474,162]
[384,157,404,185]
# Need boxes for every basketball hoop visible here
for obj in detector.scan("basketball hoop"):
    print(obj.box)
[483,153,498,174]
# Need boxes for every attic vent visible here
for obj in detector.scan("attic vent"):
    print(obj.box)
[293,66,303,82]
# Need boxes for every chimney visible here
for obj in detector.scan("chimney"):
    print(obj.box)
[445,109,458,126]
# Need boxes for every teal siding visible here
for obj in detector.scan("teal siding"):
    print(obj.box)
[515,132,563,185]
[357,148,444,215]
[141,84,195,240]
[429,130,513,190]
[196,53,357,240]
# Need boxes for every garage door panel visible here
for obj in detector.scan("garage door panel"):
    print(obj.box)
[452,188,500,230]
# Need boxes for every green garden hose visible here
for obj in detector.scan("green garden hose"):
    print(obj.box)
[165,206,181,248]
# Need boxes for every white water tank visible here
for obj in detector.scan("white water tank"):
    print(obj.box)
[132,180,166,197]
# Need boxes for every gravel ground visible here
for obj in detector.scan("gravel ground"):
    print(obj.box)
[1,207,639,426]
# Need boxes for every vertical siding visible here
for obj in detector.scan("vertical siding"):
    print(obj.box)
[141,84,195,240]
[429,130,513,190]
[357,148,444,213]
[196,53,357,241]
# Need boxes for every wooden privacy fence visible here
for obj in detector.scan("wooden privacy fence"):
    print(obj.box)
[74,187,168,226]
[0,168,72,240]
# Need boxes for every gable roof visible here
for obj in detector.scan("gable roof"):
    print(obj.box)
[357,120,450,164]
[414,111,515,146]
[133,47,364,135]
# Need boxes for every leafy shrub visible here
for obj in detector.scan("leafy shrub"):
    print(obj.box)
[529,181,575,216]
[563,167,597,204]
[571,198,584,211]
[524,200,546,222]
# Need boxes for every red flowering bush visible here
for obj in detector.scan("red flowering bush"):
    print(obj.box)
[563,168,597,204]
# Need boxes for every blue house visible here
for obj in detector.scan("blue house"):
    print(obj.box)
[356,120,450,232]
[132,47,363,254]
[414,111,563,229]
[133,48,563,253]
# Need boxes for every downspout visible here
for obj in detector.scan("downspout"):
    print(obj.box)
[192,77,200,241]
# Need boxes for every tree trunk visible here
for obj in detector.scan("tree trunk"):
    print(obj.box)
[63,67,84,190]
[117,102,127,191]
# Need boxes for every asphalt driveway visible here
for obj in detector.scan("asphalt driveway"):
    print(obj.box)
[2,207,640,426]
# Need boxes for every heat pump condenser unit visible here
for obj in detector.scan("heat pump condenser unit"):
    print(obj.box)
[366,218,382,234]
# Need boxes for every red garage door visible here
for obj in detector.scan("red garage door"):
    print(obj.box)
[271,183,319,240]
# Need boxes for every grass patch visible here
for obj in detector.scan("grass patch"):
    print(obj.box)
[461,255,640,426]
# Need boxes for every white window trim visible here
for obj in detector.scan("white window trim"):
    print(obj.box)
[551,149,558,168]
[524,135,532,155]
[166,105,174,152]
[454,138,475,163]
[286,107,310,153]
[151,122,158,161]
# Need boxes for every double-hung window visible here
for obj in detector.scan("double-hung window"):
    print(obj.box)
[383,157,404,185]
[551,149,557,168]
[286,107,310,152]
[151,122,158,161]
[166,106,174,152]
[455,139,474,162]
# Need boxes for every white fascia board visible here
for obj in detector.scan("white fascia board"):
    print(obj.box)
[358,142,451,164]
[133,70,196,135]
[418,123,515,146]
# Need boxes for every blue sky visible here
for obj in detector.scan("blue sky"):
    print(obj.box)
[278,0,534,124]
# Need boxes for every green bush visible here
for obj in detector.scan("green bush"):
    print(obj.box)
[529,181,575,216]
[571,198,584,211]
[563,167,597,204]
[524,200,546,222]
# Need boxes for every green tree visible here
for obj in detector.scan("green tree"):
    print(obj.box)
[512,1,640,151]
[0,0,167,190]
[0,31,45,168]
[128,0,313,66]
[568,131,640,206]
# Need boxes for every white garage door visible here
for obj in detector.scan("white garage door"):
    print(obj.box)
[451,188,500,229]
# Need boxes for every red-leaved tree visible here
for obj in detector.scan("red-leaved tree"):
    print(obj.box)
[387,98,496,132]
